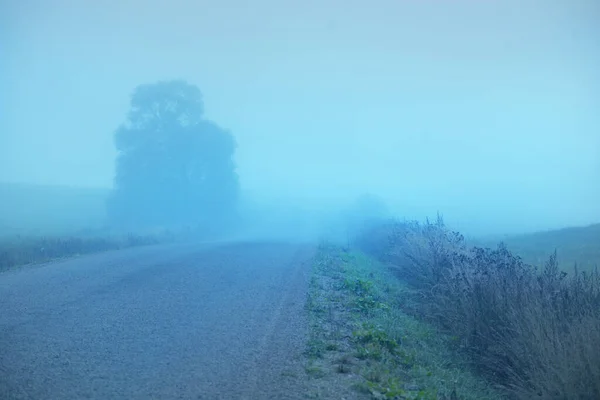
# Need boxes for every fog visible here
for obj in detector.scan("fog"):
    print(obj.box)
[1,0,599,237]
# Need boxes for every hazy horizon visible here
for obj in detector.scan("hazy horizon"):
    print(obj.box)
[2,0,599,235]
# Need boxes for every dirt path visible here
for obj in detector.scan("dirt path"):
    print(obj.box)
[0,241,315,399]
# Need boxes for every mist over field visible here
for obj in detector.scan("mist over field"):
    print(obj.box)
[1,0,599,237]
[3,4,600,399]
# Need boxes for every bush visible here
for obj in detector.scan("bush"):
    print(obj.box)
[357,217,600,399]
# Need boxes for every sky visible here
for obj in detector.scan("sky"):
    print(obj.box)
[1,0,599,234]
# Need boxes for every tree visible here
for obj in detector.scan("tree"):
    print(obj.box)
[343,193,390,244]
[107,80,239,230]
[351,193,390,222]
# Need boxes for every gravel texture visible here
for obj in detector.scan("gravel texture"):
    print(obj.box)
[0,241,315,400]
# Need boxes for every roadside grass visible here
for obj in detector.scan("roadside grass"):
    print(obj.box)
[305,242,502,400]
[0,233,169,271]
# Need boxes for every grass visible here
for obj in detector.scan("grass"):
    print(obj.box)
[473,223,600,272]
[356,217,600,399]
[0,233,169,271]
[0,182,139,270]
[305,242,502,400]
[0,182,226,271]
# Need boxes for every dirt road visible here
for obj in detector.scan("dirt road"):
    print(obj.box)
[0,241,315,399]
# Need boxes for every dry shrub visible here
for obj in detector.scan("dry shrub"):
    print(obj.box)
[356,217,600,399]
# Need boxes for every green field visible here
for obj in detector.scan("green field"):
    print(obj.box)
[474,223,600,272]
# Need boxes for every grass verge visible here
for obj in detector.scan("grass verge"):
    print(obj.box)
[304,242,502,400]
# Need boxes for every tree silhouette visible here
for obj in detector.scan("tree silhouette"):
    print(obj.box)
[108,80,239,230]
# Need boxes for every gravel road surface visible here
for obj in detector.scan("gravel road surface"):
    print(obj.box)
[0,241,315,399]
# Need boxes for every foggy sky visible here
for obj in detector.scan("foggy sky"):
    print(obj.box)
[2,0,599,234]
